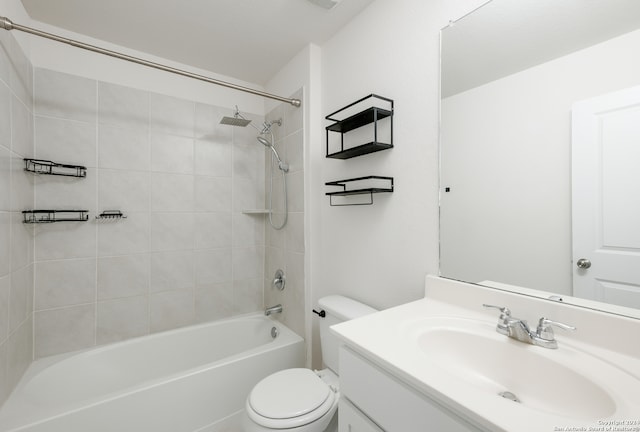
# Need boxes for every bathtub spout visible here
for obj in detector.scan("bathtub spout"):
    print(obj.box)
[265,304,283,316]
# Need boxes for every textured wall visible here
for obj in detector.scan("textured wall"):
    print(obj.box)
[0,28,35,407]
[31,68,268,358]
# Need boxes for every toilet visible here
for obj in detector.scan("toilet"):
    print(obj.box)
[243,295,377,432]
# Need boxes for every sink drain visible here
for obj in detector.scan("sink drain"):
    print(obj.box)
[498,391,520,403]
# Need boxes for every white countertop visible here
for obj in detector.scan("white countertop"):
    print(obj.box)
[331,276,640,432]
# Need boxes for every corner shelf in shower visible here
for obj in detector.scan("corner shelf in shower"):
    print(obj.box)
[325,94,394,159]
[22,210,89,224]
[325,176,394,206]
[24,158,87,178]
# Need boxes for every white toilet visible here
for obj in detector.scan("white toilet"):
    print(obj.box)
[243,295,377,432]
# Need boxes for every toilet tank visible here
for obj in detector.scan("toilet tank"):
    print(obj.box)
[318,295,377,374]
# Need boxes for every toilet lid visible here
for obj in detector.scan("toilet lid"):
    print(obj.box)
[248,368,333,420]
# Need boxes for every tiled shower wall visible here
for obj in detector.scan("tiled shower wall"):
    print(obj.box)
[0,32,35,406]
[263,90,305,338]
[32,68,267,358]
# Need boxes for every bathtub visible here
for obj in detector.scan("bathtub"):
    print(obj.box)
[0,313,304,432]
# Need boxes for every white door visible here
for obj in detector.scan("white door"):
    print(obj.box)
[572,86,640,308]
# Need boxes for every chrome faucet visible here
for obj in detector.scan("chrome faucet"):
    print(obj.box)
[483,304,575,349]
[264,304,283,316]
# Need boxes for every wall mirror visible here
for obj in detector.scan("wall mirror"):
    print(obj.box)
[439,0,640,317]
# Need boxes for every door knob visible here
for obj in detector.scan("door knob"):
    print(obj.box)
[576,258,591,269]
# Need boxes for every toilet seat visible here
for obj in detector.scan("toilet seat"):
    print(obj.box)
[246,368,337,429]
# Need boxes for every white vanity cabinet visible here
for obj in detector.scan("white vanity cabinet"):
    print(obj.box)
[339,346,484,432]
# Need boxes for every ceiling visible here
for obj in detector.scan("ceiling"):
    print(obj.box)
[20,0,374,85]
[441,0,640,97]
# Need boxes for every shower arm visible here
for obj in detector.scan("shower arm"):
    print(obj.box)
[0,16,301,108]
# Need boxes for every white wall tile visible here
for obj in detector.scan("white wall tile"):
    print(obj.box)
[194,212,232,249]
[34,304,95,358]
[0,212,9,276]
[195,176,232,212]
[150,212,194,251]
[0,275,9,344]
[265,246,285,284]
[97,296,148,345]
[233,141,264,182]
[151,133,194,174]
[284,89,303,136]
[0,146,9,213]
[10,152,34,212]
[233,278,263,314]
[150,250,194,293]
[97,212,150,256]
[233,213,264,248]
[11,95,33,158]
[195,249,232,285]
[98,124,149,171]
[6,318,32,390]
[9,265,32,332]
[97,254,149,300]
[194,103,233,141]
[195,139,232,177]
[34,116,96,168]
[150,173,194,212]
[98,169,150,212]
[285,212,305,253]
[150,290,194,333]
[233,247,264,280]
[0,38,10,87]
[11,212,33,272]
[35,168,97,214]
[34,220,96,261]
[35,68,96,123]
[284,130,304,173]
[7,39,33,112]
[98,82,149,130]
[35,258,96,310]
[195,282,232,323]
[0,341,8,406]
[287,170,304,213]
[150,93,194,138]
[0,83,10,152]
[233,177,264,213]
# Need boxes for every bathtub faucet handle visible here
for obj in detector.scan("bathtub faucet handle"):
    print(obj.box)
[265,304,283,316]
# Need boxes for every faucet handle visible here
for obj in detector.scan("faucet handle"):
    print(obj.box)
[482,304,511,317]
[536,317,576,341]
[483,304,511,334]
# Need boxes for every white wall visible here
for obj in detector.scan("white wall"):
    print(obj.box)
[317,0,484,307]
[27,21,265,116]
[441,28,640,294]
[265,44,322,367]
[310,0,485,366]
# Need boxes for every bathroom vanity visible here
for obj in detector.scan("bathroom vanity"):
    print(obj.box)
[331,276,640,432]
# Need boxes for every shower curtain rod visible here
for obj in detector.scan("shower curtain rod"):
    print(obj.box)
[0,16,301,107]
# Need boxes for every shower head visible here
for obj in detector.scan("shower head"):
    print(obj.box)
[257,136,272,147]
[219,116,251,127]
[219,105,252,127]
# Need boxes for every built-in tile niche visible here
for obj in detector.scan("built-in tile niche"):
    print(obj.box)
[0,31,35,407]
[31,67,268,359]
[263,89,306,339]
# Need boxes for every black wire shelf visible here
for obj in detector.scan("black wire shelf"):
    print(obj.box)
[24,159,87,178]
[22,210,89,224]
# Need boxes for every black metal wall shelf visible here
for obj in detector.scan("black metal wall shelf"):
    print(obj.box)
[22,210,89,224]
[325,176,394,206]
[24,159,87,178]
[325,94,394,159]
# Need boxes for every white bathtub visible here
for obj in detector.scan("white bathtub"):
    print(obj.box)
[0,313,305,432]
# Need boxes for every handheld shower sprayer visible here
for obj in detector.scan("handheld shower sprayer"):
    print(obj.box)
[219,106,288,229]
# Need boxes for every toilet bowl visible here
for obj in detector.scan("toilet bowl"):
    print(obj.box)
[242,295,377,432]
[243,368,339,432]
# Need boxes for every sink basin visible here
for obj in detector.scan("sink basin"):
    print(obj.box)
[414,319,617,421]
